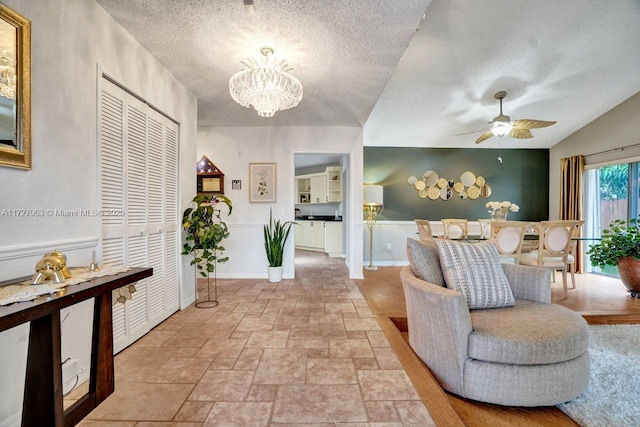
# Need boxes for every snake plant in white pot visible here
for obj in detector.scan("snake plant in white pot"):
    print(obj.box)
[263,209,295,282]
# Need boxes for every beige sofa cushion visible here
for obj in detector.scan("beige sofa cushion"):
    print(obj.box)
[435,239,515,309]
[469,300,589,364]
[406,238,445,287]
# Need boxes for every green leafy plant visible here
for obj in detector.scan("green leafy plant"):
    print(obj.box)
[181,194,232,277]
[587,217,640,268]
[263,209,295,267]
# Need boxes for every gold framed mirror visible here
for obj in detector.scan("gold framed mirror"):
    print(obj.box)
[0,5,30,169]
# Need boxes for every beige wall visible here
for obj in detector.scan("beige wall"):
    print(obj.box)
[549,92,640,219]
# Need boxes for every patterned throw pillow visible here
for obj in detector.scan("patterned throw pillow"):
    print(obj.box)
[406,238,445,287]
[434,239,515,309]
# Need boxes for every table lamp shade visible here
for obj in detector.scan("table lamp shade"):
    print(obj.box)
[364,185,383,206]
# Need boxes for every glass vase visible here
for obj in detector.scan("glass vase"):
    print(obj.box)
[491,211,507,221]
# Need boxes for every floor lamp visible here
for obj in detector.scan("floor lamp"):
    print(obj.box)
[364,184,384,271]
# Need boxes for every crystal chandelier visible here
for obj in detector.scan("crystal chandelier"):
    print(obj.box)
[229,47,303,117]
[0,52,16,100]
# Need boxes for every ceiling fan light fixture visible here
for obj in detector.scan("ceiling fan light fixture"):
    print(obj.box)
[491,120,512,137]
[229,47,303,117]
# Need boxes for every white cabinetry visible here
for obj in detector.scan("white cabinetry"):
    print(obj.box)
[326,167,342,202]
[294,222,303,246]
[310,175,328,203]
[295,167,342,204]
[296,177,311,204]
[324,221,343,257]
[295,220,343,256]
[296,220,325,250]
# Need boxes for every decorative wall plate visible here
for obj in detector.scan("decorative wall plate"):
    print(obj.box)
[467,185,480,199]
[427,186,440,200]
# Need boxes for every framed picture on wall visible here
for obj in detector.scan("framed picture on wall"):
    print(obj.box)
[249,163,276,203]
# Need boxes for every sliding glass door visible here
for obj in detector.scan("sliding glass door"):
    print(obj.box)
[585,161,639,275]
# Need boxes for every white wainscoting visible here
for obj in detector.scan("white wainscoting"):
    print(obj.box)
[206,222,296,280]
[363,221,486,267]
[0,236,99,263]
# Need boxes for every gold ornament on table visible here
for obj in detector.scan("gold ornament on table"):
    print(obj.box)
[31,249,71,284]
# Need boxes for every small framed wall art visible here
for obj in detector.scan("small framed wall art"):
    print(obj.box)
[249,162,276,203]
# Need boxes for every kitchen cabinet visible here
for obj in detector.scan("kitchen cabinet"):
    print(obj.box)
[295,167,342,204]
[296,220,325,250]
[296,177,311,204]
[295,220,343,256]
[324,221,343,257]
[310,175,328,203]
[294,222,303,246]
[326,166,342,202]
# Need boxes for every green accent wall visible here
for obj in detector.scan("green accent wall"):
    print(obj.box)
[364,147,549,221]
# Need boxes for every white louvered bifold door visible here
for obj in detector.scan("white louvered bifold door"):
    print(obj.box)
[164,122,180,313]
[98,79,128,352]
[124,96,150,345]
[98,78,180,354]
[146,109,166,326]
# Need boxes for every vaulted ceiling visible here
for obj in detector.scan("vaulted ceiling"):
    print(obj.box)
[96,0,640,149]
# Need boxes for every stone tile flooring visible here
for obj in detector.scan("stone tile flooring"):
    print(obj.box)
[75,250,434,426]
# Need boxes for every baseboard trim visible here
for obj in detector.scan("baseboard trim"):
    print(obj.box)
[0,236,99,262]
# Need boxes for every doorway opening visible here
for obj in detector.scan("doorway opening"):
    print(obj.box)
[293,153,349,275]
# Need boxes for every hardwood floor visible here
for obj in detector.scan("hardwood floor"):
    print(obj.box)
[356,265,640,427]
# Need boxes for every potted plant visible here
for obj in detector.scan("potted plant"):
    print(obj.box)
[263,209,295,282]
[587,217,640,297]
[181,194,232,307]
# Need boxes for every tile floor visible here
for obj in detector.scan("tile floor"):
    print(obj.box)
[71,250,435,426]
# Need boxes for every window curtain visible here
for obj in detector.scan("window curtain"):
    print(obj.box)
[560,155,584,272]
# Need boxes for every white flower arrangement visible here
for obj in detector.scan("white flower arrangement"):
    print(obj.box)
[486,200,520,215]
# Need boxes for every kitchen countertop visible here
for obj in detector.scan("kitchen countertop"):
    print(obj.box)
[295,216,342,222]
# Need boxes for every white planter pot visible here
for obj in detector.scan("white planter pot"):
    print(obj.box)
[268,266,283,283]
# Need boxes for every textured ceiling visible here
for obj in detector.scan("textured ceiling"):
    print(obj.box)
[95,0,640,148]
[96,0,430,127]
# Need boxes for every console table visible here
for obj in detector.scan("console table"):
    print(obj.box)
[0,267,153,427]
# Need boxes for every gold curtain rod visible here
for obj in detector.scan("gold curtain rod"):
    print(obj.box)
[585,141,640,158]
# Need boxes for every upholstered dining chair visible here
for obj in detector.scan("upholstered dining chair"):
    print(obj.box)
[519,220,580,298]
[489,221,530,265]
[478,219,492,239]
[414,219,434,240]
[442,218,468,239]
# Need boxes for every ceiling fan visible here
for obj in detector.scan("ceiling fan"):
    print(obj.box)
[471,91,556,144]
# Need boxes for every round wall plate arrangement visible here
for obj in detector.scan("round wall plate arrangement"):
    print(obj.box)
[407,170,492,202]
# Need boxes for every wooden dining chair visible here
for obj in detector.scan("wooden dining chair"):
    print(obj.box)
[519,220,580,298]
[414,219,434,240]
[441,219,468,239]
[489,221,530,264]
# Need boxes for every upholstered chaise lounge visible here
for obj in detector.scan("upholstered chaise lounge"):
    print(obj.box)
[401,238,590,407]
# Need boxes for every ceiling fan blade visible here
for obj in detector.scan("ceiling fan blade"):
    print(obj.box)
[454,127,490,136]
[475,130,494,144]
[507,127,533,139]
[512,119,556,129]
